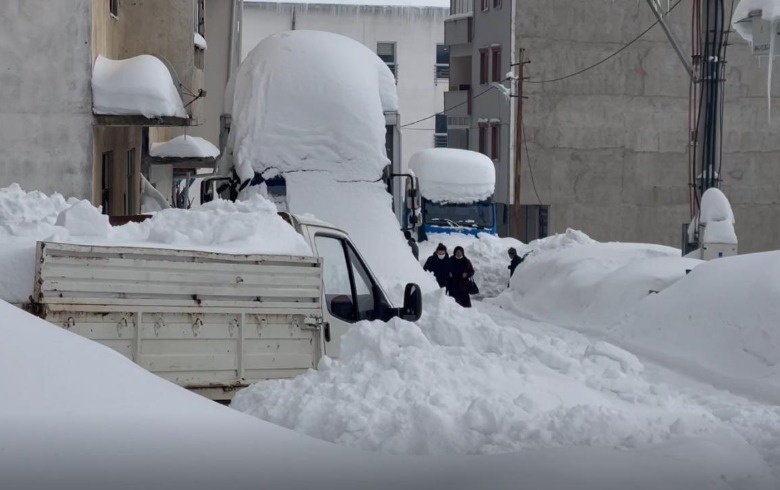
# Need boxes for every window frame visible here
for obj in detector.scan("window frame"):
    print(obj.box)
[491,46,502,83]
[480,0,489,11]
[109,0,119,19]
[478,123,488,155]
[490,123,500,160]
[377,41,397,79]
[479,49,489,85]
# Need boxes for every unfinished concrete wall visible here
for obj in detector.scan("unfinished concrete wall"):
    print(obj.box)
[515,0,780,252]
[0,0,94,199]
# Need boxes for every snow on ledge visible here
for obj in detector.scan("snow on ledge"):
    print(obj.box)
[194,32,207,50]
[92,55,187,119]
[150,135,219,159]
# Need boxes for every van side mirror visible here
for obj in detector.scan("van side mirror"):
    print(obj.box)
[400,283,422,321]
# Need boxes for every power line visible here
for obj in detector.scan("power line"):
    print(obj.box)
[521,118,543,205]
[399,84,500,128]
[525,0,684,84]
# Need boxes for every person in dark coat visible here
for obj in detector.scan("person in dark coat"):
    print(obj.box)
[404,230,419,260]
[508,247,522,277]
[448,246,475,308]
[423,243,451,289]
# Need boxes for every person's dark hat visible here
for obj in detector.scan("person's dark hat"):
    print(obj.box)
[453,246,464,254]
[436,243,447,252]
[508,247,517,256]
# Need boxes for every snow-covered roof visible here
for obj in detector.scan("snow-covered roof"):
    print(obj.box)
[229,30,397,183]
[245,0,448,7]
[92,55,187,119]
[409,148,496,203]
[150,135,219,159]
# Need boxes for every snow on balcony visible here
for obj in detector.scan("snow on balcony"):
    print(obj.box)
[150,135,219,159]
[92,55,187,119]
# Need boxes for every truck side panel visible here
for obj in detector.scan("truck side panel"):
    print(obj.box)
[30,242,324,399]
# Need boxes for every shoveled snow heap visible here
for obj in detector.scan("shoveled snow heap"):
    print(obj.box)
[409,148,496,204]
[0,184,311,303]
[230,30,398,183]
[92,55,187,118]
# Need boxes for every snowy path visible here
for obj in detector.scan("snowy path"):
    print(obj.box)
[476,301,780,479]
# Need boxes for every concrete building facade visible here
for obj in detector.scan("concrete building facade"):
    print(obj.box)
[515,1,780,253]
[444,0,518,237]
[0,0,209,215]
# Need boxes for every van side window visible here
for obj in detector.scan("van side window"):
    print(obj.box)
[315,236,355,321]
[345,243,377,321]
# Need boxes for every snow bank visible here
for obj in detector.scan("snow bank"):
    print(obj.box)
[418,232,525,298]
[92,55,187,118]
[700,187,737,244]
[150,135,219,158]
[284,173,437,300]
[0,185,311,303]
[495,230,780,404]
[230,30,397,183]
[7,299,772,489]
[615,251,780,404]
[409,148,496,204]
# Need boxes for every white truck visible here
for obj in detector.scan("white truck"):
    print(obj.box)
[22,212,421,401]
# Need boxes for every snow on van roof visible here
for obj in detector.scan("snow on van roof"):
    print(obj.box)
[245,0,448,7]
[409,148,496,203]
[92,55,187,119]
[229,30,398,184]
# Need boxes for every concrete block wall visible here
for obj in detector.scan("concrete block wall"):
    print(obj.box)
[0,0,94,199]
[516,0,780,252]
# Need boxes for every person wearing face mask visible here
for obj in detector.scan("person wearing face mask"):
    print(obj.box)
[448,246,475,308]
[423,243,452,289]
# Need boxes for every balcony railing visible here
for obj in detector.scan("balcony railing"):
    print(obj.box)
[435,64,450,79]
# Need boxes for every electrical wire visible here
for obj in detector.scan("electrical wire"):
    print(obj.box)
[399,84,501,128]
[521,118,543,205]
[525,0,685,85]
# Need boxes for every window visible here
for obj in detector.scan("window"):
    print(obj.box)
[125,148,136,215]
[434,114,448,148]
[490,124,500,160]
[478,124,488,155]
[101,151,114,214]
[481,0,489,11]
[467,17,474,43]
[493,0,502,8]
[436,44,450,79]
[315,235,382,322]
[316,236,356,321]
[479,49,489,85]
[109,0,118,18]
[491,46,502,82]
[519,205,549,243]
[377,42,397,78]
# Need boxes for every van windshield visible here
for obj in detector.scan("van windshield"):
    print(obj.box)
[424,200,494,229]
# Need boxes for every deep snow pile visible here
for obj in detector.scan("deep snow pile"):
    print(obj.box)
[0,185,310,303]
[409,148,496,204]
[494,230,780,404]
[4,300,774,490]
[418,232,525,298]
[229,30,397,183]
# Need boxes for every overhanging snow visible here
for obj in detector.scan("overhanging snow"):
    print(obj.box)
[409,148,496,203]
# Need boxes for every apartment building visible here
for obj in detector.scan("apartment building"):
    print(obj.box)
[444,0,524,238]
[0,0,211,215]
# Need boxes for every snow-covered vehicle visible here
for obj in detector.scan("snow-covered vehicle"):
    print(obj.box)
[408,148,497,238]
[22,212,421,401]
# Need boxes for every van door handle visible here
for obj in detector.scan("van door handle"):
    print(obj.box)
[323,322,331,343]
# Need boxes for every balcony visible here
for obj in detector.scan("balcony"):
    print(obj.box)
[444,16,473,46]
[444,89,470,118]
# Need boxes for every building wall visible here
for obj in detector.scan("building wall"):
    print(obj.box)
[189,0,236,148]
[0,0,94,199]
[515,0,780,252]
[470,0,514,205]
[241,3,447,171]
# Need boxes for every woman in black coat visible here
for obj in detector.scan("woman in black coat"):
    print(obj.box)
[423,243,452,289]
[448,246,475,308]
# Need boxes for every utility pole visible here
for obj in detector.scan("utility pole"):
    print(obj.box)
[513,49,525,238]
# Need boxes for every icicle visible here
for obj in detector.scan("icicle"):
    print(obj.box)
[768,19,777,121]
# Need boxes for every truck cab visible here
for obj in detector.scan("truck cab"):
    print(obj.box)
[419,197,497,237]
